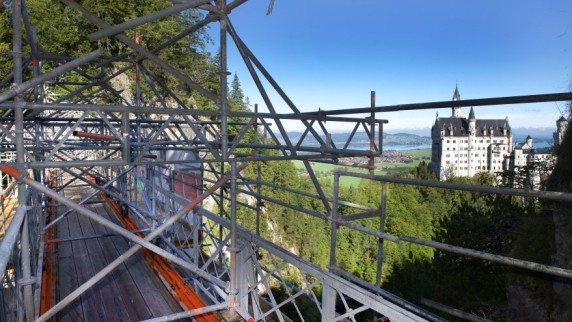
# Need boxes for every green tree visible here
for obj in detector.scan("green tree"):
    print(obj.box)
[1,0,218,107]
[228,73,249,112]
[0,3,11,85]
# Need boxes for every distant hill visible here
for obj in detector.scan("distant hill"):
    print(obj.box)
[282,131,431,147]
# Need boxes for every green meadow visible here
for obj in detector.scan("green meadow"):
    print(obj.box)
[293,148,431,186]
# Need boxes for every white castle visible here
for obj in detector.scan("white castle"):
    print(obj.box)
[430,86,569,186]
[430,86,512,180]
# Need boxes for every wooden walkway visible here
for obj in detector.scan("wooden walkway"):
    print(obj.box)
[54,184,182,322]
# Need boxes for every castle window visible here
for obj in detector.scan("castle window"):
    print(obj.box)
[453,140,456,143]
[487,140,490,143]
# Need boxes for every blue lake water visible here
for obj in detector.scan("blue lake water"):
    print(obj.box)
[385,144,432,151]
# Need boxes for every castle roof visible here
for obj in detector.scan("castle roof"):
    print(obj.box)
[452,84,461,101]
[533,147,551,155]
[558,116,567,123]
[468,107,475,120]
[434,117,510,136]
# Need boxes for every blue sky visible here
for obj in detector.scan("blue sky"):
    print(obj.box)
[210,0,572,134]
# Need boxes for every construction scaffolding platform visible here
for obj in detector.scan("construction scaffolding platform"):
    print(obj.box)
[1,1,572,322]
[53,182,182,322]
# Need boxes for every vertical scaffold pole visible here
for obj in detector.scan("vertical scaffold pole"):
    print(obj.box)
[369,91,376,175]
[12,1,34,321]
[325,171,341,320]
[229,160,238,309]
[219,0,229,160]
[254,103,262,236]
[375,182,388,287]
[329,171,340,268]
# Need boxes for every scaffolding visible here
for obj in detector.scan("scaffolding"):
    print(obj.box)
[1,1,572,321]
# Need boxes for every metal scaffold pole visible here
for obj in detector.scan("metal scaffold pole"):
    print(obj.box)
[1,1,572,321]
[11,1,34,321]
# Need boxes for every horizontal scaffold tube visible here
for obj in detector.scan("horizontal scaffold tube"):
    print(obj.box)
[72,130,116,141]
[336,170,572,203]
[301,92,572,116]
[0,51,100,104]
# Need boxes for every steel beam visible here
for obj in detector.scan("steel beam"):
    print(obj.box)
[0,51,100,104]
[302,92,572,116]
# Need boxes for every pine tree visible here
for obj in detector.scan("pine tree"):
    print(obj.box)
[228,73,249,111]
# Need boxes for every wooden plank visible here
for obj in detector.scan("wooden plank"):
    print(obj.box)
[54,180,184,321]
[76,207,123,322]
[89,208,154,321]
[56,214,84,322]
[77,204,132,322]
[108,215,182,317]
[68,211,107,322]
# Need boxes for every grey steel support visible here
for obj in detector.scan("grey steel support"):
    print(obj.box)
[419,298,491,322]
[197,206,427,321]
[321,284,337,322]
[11,2,34,321]
[329,172,340,268]
[235,240,250,313]
[0,206,27,278]
[369,91,375,175]
[324,172,340,322]
[0,51,100,104]
[302,92,572,116]
[228,159,238,308]
[224,17,333,214]
[375,183,388,287]
[219,0,229,160]
[337,170,572,203]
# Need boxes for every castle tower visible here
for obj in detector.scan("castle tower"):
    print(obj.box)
[468,106,476,135]
[554,116,568,146]
[452,84,462,118]
[525,135,533,148]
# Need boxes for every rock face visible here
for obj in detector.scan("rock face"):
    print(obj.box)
[507,118,572,321]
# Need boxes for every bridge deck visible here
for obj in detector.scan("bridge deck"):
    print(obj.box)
[54,184,182,322]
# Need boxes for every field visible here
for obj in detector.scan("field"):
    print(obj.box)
[293,148,431,187]
[400,148,432,157]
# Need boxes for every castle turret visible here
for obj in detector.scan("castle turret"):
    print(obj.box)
[452,84,462,118]
[525,135,533,149]
[468,106,476,135]
[554,116,568,146]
